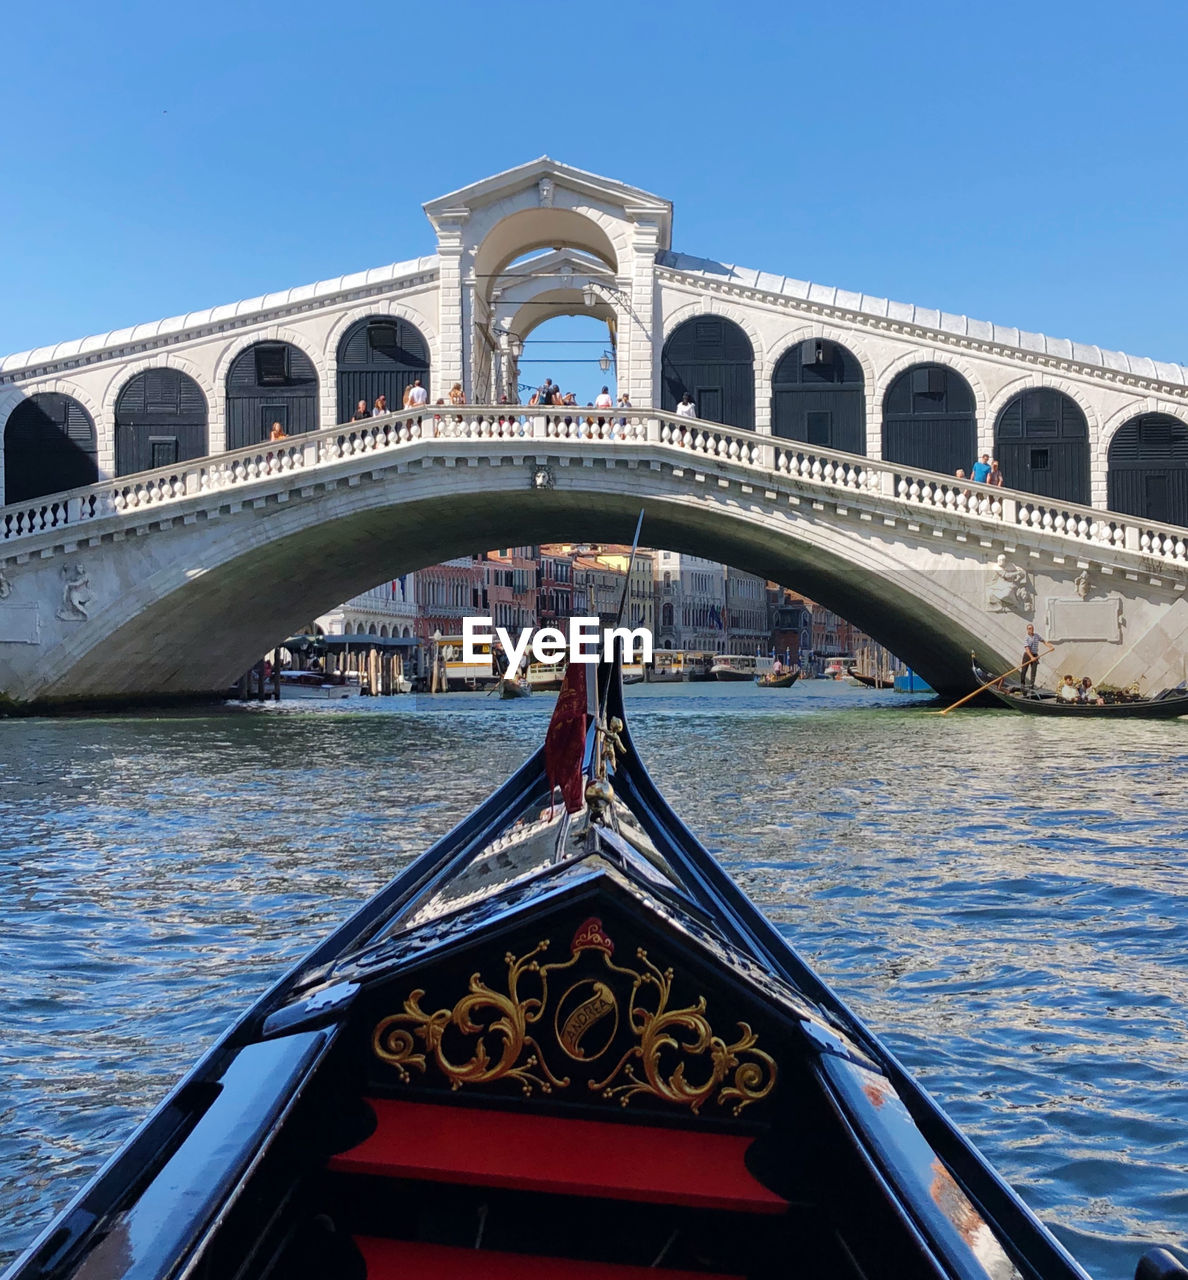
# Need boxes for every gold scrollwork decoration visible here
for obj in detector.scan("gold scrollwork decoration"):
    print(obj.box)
[589,949,777,1117]
[372,941,570,1096]
[370,920,777,1116]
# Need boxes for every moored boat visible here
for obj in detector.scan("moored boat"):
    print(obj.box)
[847,670,895,690]
[278,669,354,700]
[10,656,1186,1280]
[973,663,1188,718]
[711,654,774,682]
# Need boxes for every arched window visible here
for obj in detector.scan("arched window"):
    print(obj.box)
[662,602,674,628]
[336,316,429,423]
[994,389,1089,504]
[3,393,98,503]
[226,341,318,449]
[661,316,754,429]
[1108,413,1188,526]
[115,369,208,476]
[881,364,975,476]
[771,339,865,454]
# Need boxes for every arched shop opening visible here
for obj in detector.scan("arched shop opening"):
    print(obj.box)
[115,369,208,476]
[994,389,1089,504]
[336,317,429,422]
[1107,412,1188,526]
[661,316,754,430]
[881,363,975,477]
[226,341,318,449]
[3,393,99,503]
[771,339,865,454]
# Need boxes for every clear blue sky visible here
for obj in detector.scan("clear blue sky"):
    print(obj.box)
[5,0,1188,392]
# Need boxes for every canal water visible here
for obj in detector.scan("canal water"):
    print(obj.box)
[0,680,1185,1277]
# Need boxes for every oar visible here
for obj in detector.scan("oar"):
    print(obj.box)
[935,645,1055,716]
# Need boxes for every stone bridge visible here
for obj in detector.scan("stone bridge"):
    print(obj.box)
[2,406,1186,709]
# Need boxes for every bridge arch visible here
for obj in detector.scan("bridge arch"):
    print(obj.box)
[2,391,99,503]
[334,315,431,423]
[770,336,866,454]
[992,384,1091,504]
[1107,411,1188,525]
[471,205,625,285]
[114,368,209,476]
[660,314,755,430]
[223,339,320,448]
[880,362,977,477]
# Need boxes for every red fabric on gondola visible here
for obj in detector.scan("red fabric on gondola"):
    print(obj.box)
[544,661,588,813]
[329,1098,787,1215]
[355,1236,745,1279]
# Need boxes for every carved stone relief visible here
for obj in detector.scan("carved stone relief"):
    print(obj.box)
[56,562,92,621]
[986,554,1032,615]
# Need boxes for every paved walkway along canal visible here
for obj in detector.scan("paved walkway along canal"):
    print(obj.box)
[1,680,1186,1278]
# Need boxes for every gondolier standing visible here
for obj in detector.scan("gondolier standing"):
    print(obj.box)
[1020,623,1045,689]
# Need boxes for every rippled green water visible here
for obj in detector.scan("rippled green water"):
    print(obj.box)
[1,681,1186,1277]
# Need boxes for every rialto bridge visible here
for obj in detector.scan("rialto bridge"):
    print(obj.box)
[1,158,1187,708]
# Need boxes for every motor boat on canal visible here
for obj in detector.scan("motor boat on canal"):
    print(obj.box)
[278,669,355,700]
[710,654,774,682]
[8,653,1187,1280]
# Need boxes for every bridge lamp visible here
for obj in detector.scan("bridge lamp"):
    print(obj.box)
[582,282,599,309]
[506,333,524,359]
[598,352,613,373]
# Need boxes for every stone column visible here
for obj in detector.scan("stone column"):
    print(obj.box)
[434,210,469,399]
[620,215,660,409]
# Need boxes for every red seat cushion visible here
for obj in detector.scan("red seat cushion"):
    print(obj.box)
[356,1236,745,1280]
[329,1098,786,1215]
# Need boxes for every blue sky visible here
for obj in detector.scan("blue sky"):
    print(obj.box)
[5,0,1188,402]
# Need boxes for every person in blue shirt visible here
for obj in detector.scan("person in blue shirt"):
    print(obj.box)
[971,454,992,484]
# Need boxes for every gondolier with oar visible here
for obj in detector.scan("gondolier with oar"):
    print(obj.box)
[1020,623,1049,690]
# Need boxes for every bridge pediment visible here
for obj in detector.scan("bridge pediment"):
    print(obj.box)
[424,156,672,251]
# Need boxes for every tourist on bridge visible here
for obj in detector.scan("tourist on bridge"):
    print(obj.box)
[618,391,632,429]
[676,393,696,419]
[987,459,1004,487]
[1020,624,1046,690]
[403,378,429,408]
[971,454,992,484]
[268,421,287,441]
[530,377,555,408]
[371,394,388,417]
[448,382,466,406]
[351,399,369,422]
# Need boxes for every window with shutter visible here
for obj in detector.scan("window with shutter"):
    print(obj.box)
[255,345,289,386]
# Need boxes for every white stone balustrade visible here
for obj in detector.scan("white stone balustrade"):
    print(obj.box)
[2,406,1187,569]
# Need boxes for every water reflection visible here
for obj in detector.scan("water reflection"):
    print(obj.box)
[0,683,1185,1277]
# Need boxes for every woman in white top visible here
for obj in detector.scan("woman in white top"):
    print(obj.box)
[675,393,697,419]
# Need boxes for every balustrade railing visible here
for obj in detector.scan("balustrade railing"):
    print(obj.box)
[1,406,1186,566]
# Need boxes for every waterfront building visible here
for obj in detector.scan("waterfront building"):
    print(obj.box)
[483,548,538,635]
[653,551,727,653]
[723,568,769,655]
[416,557,484,646]
[572,554,626,629]
[537,548,575,629]
[767,587,813,665]
[316,575,417,642]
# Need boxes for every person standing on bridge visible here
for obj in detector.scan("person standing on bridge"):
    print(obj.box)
[351,399,369,422]
[371,394,388,417]
[971,454,992,484]
[676,393,696,419]
[1020,624,1047,690]
[987,459,1005,487]
[404,378,429,409]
